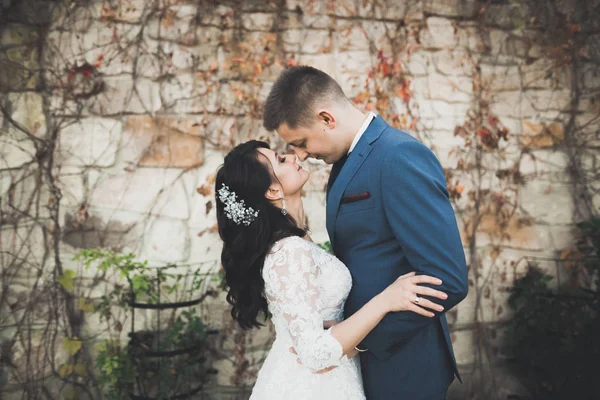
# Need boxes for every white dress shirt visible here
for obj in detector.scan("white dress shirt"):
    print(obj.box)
[348,112,377,154]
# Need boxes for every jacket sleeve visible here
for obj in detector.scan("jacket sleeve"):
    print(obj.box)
[264,237,344,371]
[360,140,468,360]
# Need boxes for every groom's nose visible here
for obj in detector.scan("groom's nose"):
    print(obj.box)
[292,147,309,161]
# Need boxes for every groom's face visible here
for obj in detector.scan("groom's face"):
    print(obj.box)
[276,120,344,165]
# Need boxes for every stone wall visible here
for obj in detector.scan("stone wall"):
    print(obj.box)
[1,0,598,398]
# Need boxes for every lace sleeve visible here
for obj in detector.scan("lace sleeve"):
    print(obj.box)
[264,237,344,372]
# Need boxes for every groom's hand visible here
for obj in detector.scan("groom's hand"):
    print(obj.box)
[289,347,338,374]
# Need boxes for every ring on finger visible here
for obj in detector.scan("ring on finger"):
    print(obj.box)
[414,295,420,304]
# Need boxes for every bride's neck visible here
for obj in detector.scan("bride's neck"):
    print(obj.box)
[283,194,306,230]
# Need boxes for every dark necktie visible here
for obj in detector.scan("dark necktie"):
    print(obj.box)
[327,152,350,193]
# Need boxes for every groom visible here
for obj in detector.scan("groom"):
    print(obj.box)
[263,66,468,399]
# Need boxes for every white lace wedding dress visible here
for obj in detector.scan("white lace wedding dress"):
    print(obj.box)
[249,236,366,400]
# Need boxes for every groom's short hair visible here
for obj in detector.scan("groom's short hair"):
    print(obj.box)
[263,66,348,131]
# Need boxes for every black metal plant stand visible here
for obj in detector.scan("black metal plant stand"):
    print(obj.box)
[126,266,219,400]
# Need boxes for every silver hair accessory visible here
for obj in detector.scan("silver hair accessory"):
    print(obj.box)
[281,198,288,216]
[218,183,259,226]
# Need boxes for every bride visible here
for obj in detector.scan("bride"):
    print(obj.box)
[215,140,447,399]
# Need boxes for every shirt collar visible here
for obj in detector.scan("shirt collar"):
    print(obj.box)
[348,111,377,154]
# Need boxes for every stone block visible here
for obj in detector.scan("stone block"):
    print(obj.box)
[520,120,564,148]
[337,20,394,53]
[430,99,471,118]
[455,25,484,52]
[147,5,199,45]
[61,206,147,253]
[89,76,161,115]
[0,224,46,271]
[283,29,333,54]
[487,91,528,118]
[420,17,456,49]
[89,168,190,220]
[201,27,234,47]
[426,129,467,168]
[0,130,37,170]
[489,29,543,59]
[300,14,333,29]
[296,53,337,79]
[142,40,216,74]
[356,0,424,20]
[121,115,205,169]
[422,0,478,17]
[93,0,146,23]
[241,13,274,31]
[57,117,121,167]
[47,22,141,73]
[142,217,190,263]
[7,93,46,138]
[482,4,526,29]
[163,76,251,115]
[2,23,39,47]
[580,62,600,89]
[426,73,472,103]
[519,181,574,225]
[407,51,432,76]
[481,64,520,92]
[336,50,371,75]
[160,73,203,108]
[302,191,328,244]
[301,165,330,193]
[526,89,572,113]
[451,328,475,365]
[188,229,221,267]
[432,49,472,77]
[521,58,570,90]
[463,213,570,252]
[198,4,234,26]
[55,167,85,207]
[0,169,51,220]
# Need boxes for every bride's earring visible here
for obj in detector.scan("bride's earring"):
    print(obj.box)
[281,198,287,216]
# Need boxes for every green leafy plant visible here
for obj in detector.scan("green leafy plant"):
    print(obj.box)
[73,249,216,400]
[504,218,600,400]
[318,241,333,254]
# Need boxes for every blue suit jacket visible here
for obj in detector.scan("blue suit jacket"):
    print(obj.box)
[326,117,468,400]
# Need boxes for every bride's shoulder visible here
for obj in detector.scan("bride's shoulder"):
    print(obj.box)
[268,235,312,255]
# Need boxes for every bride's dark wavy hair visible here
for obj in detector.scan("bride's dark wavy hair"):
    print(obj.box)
[215,140,306,329]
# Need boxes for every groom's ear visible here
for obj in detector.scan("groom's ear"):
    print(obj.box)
[265,186,283,201]
[318,110,336,129]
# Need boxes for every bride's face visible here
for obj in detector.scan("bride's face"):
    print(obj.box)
[257,148,309,197]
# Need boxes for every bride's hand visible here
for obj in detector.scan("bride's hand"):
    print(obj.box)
[378,272,447,317]
[289,347,338,374]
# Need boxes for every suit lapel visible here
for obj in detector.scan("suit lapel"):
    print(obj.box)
[326,117,388,247]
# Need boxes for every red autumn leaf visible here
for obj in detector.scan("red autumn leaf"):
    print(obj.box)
[476,128,491,138]
[569,24,581,35]
[400,85,411,104]
[196,184,212,196]
[381,63,390,77]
